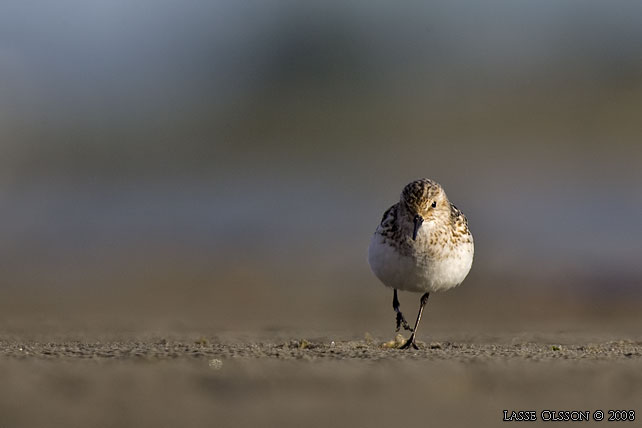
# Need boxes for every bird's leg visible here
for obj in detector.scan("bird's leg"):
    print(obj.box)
[400,292,430,350]
[393,289,413,332]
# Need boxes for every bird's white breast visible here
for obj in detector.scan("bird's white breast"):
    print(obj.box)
[368,230,473,293]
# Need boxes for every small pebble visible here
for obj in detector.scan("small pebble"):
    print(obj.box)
[208,359,223,369]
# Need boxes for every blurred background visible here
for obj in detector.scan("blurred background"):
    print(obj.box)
[1,0,641,338]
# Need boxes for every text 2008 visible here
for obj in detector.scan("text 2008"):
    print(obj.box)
[608,410,635,421]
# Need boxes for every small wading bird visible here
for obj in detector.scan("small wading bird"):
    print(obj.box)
[368,179,474,349]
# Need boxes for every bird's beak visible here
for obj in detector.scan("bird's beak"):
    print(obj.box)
[413,214,424,240]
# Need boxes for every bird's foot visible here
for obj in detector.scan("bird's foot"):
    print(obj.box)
[395,311,413,332]
[399,334,419,350]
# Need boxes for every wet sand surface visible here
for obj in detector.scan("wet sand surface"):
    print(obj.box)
[1,334,641,428]
[1,277,641,427]
[2,337,642,362]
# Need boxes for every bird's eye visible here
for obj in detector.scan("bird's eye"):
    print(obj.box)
[431,201,437,208]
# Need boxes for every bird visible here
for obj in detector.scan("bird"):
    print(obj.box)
[368,178,474,349]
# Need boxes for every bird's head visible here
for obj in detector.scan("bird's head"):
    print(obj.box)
[400,178,450,240]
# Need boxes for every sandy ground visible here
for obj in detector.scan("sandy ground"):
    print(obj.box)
[1,334,641,428]
[1,275,641,427]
